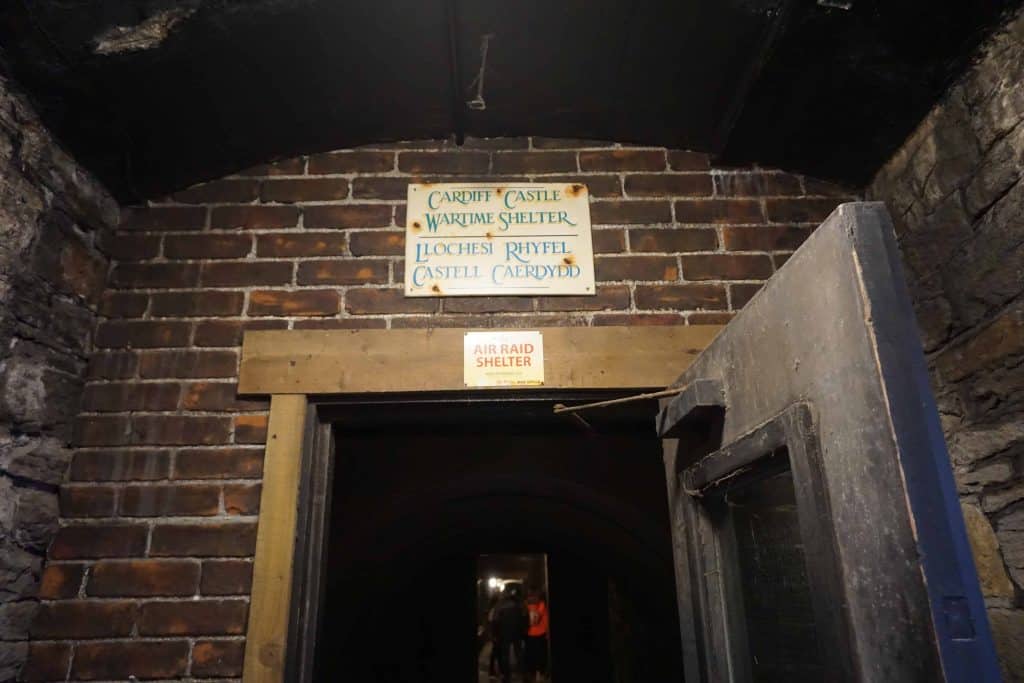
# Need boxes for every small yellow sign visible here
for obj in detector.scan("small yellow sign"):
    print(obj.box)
[464,331,544,387]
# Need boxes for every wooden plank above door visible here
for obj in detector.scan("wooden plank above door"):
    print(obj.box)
[238,326,722,395]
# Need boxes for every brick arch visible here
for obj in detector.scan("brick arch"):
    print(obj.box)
[26,137,854,681]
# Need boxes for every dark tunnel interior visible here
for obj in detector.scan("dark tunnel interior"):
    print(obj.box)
[312,394,684,682]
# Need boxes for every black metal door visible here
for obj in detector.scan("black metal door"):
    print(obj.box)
[658,203,999,682]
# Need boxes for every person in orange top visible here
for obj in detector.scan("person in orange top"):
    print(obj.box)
[525,588,549,681]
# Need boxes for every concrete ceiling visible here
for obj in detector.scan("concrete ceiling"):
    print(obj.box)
[0,0,1019,201]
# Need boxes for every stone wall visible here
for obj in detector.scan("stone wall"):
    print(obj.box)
[867,8,1024,679]
[0,76,117,681]
[21,138,852,681]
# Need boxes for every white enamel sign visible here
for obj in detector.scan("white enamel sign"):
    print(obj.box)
[405,182,595,297]
[464,331,544,387]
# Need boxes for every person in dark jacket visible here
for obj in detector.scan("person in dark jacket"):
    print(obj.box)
[491,585,527,682]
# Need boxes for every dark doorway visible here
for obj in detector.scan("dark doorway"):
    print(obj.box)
[477,554,550,681]
[310,393,684,683]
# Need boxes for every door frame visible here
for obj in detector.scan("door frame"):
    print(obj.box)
[236,325,722,682]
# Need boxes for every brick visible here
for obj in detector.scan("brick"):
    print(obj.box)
[201,560,253,595]
[88,559,200,597]
[731,282,765,308]
[390,314,488,329]
[256,232,347,257]
[237,157,305,176]
[580,150,665,172]
[192,639,246,677]
[722,225,812,251]
[592,228,626,253]
[51,524,143,565]
[139,350,238,378]
[293,317,388,330]
[667,150,710,171]
[537,285,629,312]
[98,232,161,260]
[351,176,412,199]
[345,288,438,314]
[308,150,394,174]
[248,289,340,316]
[138,599,248,636]
[59,486,116,517]
[624,174,713,197]
[74,415,131,447]
[349,230,404,256]
[121,206,206,231]
[194,319,288,347]
[211,204,300,229]
[298,259,388,285]
[596,255,678,281]
[72,641,189,680]
[164,233,252,259]
[590,200,672,225]
[398,151,489,174]
[110,262,200,288]
[444,297,535,314]
[260,177,349,202]
[593,313,687,326]
[201,260,293,286]
[96,320,190,349]
[713,172,802,197]
[492,151,577,174]
[395,204,407,225]
[674,199,764,224]
[121,484,221,516]
[173,179,259,204]
[183,382,267,411]
[224,484,261,515]
[100,291,149,318]
[461,136,530,149]
[532,137,614,149]
[304,204,394,228]
[31,600,136,638]
[234,414,268,444]
[87,351,139,380]
[150,290,245,317]
[764,197,841,223]
[150,522,257,557]
[547,175,622,198]
[37,564,85,599]
[771,252,801,270]
[629,227,718,252]
[681,254,773,280]
[689,311,735,324]
[803,177,855,197]
[83,382,180,412]
[70,450,171,482]
[132,416,232,446]
[22,642,71,681]
[635,284,728,310]
[174,448,264,480]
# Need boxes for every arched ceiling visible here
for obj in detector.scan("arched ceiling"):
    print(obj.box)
[0,0,1019,201]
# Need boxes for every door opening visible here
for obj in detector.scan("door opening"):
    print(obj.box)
[477,553,550,682]
[303,392,684,683]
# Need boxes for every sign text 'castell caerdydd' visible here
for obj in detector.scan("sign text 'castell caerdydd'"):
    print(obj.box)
[404,183,595,297]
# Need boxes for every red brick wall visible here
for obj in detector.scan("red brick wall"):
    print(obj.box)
[25,138,851,681]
